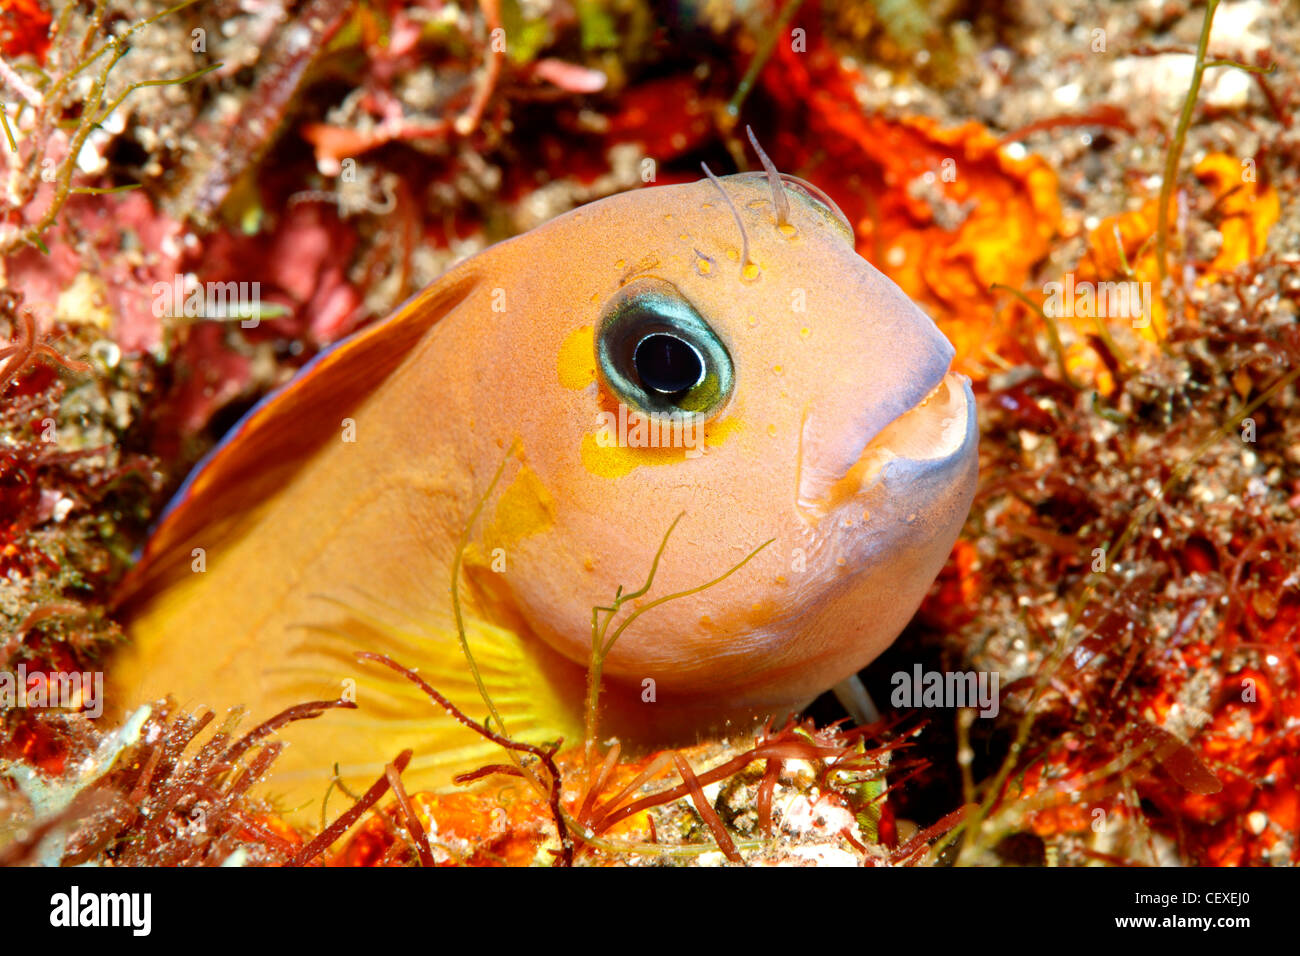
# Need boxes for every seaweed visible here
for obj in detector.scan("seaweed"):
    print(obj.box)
[672,752,740,863]
[355,650,574,867]
[892,0,1300,867]
[1152,0,1277,322]
[290,749,412,867]
[2,697,356,866]
[0,297,89,394]
[0,0,218,257]
[580,513,773,760]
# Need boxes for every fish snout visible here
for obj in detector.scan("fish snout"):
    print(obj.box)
[756,373,976,706]
[793,257,971,519]
[798,368,976,519]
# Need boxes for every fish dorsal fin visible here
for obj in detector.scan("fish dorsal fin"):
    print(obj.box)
[115,266,481,612]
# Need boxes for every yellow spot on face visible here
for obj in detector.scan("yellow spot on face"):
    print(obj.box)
[836,555,846,566]
[767,423,778,438]
[862,509,871,521]
[580,414,742,478]
[746,315,759,328]
[679,233,689,241]
[703,415,743,445]
[580,432,684,478]
[695,257,712,275]
[583,555,596,571]
[590,293,599,304]
[742,262,760,281]
[800,326,811,339]
[557,326,596,390]
[615,259,626,269]
[699,615,712,628]
[664,214,674,222]
[485,463,554,546]
[779,223,797,238]
[773,364,783,375]
[775,575,787,585]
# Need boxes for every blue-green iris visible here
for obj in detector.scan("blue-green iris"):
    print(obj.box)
[595,278,734,420]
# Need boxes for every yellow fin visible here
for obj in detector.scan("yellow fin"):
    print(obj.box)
[115,571,584,824]
[280,594,584,790]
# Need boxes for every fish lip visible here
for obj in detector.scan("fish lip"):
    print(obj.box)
[853,370,974,475]
[797,369,974,520]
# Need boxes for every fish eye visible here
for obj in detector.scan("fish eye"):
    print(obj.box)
[596,277,733,419]
[634,334,704,394]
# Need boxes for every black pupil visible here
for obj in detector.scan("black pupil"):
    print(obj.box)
[633,334,703,395]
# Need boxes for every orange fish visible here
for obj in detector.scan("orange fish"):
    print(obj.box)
[109,146,977,816]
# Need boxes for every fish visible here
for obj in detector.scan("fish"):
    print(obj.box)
[108,146,978,818]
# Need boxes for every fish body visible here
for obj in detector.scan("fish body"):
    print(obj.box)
[110,171,978,812]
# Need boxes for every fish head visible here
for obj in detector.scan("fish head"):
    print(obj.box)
[476,170,978,713]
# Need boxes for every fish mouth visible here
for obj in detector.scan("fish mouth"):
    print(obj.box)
[797,371,973,519]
